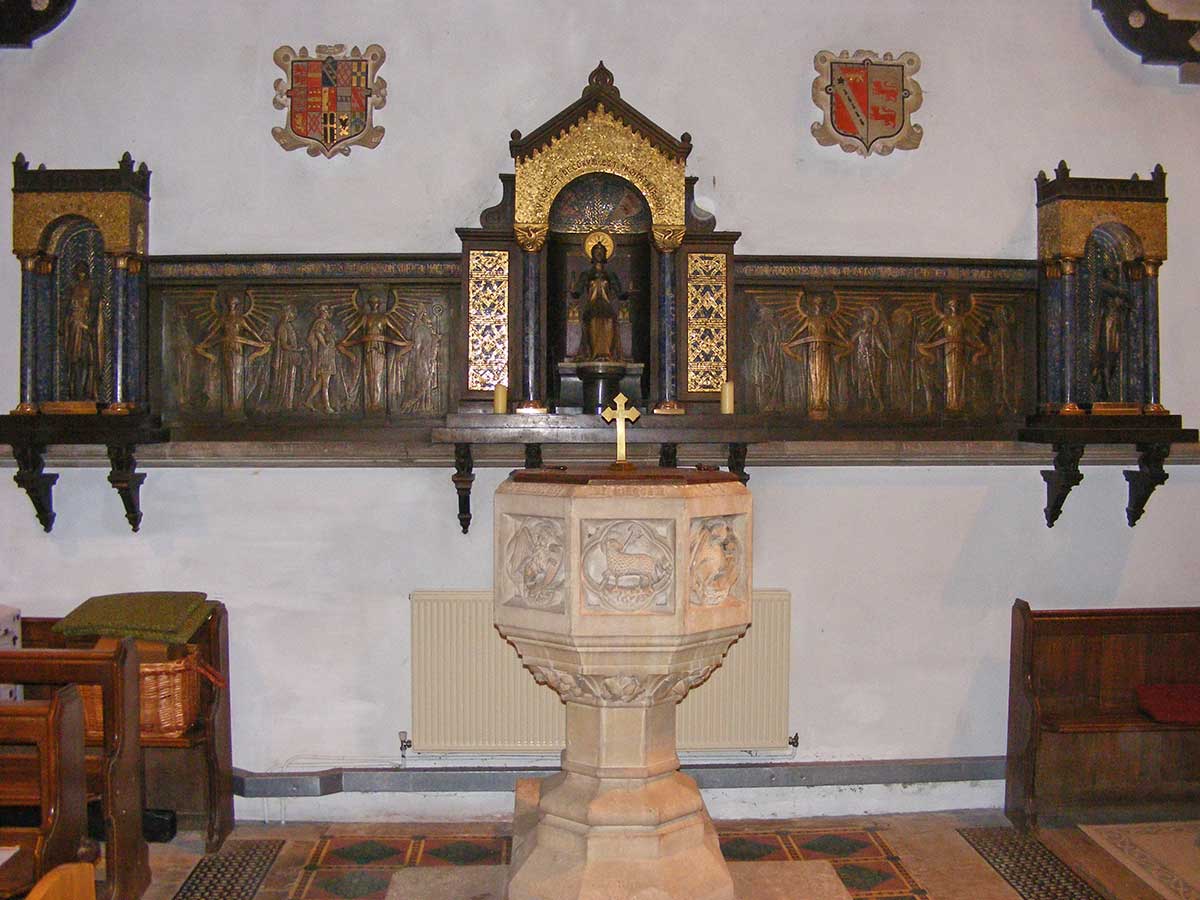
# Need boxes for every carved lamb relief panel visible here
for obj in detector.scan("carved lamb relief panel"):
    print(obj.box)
[580,519,675,614]
[688,515,748,608]
[500,514,567,612]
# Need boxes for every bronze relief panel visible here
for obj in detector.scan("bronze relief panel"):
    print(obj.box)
[159,283,450,421]
[743,286,1033,421]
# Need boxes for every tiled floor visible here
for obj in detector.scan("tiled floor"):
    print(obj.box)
[137,809,1158,900]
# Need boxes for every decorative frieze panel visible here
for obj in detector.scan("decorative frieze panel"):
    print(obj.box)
[686,253,728,393]
[528,663,719,707]
[688,515,747,608]
[580,518,674,614]
[160,284,450,420]
[467,250,510,392]
[499,514,567,612]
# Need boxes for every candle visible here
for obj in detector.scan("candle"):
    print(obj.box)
[720,381,734,414]
[493,384,508,414]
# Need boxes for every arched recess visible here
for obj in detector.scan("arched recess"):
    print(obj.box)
[514,106,686,250]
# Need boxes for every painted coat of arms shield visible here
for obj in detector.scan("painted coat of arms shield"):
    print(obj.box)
[272,44,387,157]
[812,50,922,157]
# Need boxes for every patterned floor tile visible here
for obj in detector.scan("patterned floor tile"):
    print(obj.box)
[719,832,794,862]
[411,835,510,867]
[293,868,394,900]
[787,829,892,862]
[316,837,414,868]
[831,858,922,896]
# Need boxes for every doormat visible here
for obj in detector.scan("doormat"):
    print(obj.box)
[1081,821,1200,900]
[958,827,1105,900]
[171,839,284,900]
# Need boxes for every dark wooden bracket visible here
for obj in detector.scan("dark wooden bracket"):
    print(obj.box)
[727,442,749,484]
[452,443,475,534]
[1041,442,1084,528]
[1124,442,1169,527]
[106,444,147,533]
[524,443,543,470]
[11,443,58,532]
[659,442,678,468]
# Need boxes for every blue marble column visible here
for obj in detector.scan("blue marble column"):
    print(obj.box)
[1060,257,1082,412]
[15,256,41,412]
[655,247,681,413]
[1126,261,1147,406]
[517,246,546,412]
[108,255,130,408]
[1144,259,1163,410]
[31,256,56,405]
[123,258,147,406]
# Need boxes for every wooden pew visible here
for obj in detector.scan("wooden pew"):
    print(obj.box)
[22,603,233,853]
[26,863,97,900]
[0,641,150,900]
[1006,599,1200,828]
[0,687,87,899]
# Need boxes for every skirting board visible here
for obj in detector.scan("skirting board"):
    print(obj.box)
[233,755,1005,798]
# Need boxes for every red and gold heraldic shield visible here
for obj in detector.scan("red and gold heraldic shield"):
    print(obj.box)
[812,50,923,157]
[272,44,387,158]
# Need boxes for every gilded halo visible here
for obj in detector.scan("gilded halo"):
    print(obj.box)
[582,230,615,260]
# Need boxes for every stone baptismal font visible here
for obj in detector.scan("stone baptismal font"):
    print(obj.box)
[492,414,752,899]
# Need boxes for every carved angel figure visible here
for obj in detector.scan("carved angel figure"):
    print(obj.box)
[505,518,565,608]
[916,293,988,415]
[337,289,414,414]
[783,293,850,419]
[192,291,274,416]
[689,517,743,607]
[748,290,861,418]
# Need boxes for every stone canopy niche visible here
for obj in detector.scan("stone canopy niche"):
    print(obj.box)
[457,61,737,417]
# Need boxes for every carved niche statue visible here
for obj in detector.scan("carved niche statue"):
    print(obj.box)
[62,261,98,400]
[571,241,626,362]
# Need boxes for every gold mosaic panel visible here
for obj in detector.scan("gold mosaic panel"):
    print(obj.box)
[686,253,728,393]
[467,250,510,391]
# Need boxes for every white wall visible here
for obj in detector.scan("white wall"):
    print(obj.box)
[2,1,1198,819]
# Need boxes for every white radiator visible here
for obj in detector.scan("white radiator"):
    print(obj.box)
[410,590,790,753]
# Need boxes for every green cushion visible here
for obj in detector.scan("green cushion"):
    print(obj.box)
[53,591,213,644]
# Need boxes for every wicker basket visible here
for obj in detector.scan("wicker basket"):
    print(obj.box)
[82,645,204,742]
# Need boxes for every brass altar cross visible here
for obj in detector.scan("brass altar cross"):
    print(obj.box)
[601,393,640,465]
